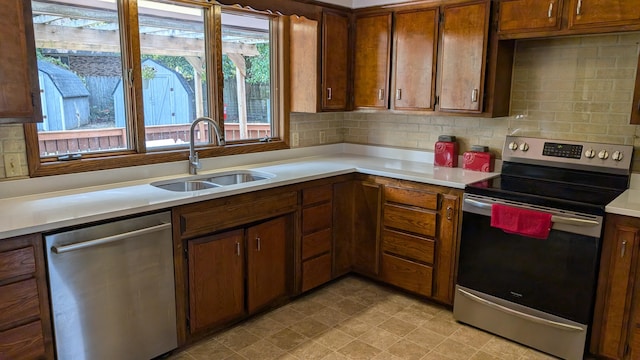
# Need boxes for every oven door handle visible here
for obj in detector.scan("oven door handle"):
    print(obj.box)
[464,198,600,227]
[457,288,584,332]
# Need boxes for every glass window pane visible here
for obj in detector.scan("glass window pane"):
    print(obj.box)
[32,0,128,157]
[222,12,272,141]
[137,0,208,149]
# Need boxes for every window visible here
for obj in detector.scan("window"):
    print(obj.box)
[25,0,286,176]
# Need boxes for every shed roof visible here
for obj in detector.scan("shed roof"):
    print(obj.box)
[38,60,90,98]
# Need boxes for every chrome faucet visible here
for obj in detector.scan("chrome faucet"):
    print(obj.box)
[189,117,225,175]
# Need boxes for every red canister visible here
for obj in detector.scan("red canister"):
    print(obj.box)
[434,135,458,167]
[463,145,493,172]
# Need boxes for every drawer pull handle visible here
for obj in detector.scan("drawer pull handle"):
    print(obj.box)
[378,88,385,101]
[257,237,261,252]
[236,242,240,257]
[622,240,627,258]
[396,89,402,100]
[576,0,582,15]
[548,2,554,18]
[327,87,332,100]
[471,89,479,102]
[446,206,453,220]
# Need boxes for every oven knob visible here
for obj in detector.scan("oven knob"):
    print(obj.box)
[519,142,529,152]
[598,150,609,160]
[612,151,624,161]
[584,149,595,158]
[508,141,519,151]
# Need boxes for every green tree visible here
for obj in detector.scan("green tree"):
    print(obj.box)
[222,43,270,84]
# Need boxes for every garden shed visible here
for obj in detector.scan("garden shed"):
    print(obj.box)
[36,60,91,132]
[113,59,195,128]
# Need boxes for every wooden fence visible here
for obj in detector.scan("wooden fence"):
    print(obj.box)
[38,123,271,156]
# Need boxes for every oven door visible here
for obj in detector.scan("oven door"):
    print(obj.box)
[457,193,603,325]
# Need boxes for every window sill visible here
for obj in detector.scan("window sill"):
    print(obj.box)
[29,141,290,177]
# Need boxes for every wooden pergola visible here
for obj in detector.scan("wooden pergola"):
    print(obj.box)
[32,0,268,138]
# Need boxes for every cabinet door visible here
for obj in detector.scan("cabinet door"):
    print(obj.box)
[568,0,640,29]
[498,0,563,33]
[352,181,381,276]
[433,193,460,305]
[322,11,349,111]
[632,53,640,124]
[439,0,490,112]
[0,0,41,123]
[392,8,438,111]
[591,215,640,359]
[290,15,319,113]
[354,13,391,109]
[188,230,245,334]
[246,216,287,314]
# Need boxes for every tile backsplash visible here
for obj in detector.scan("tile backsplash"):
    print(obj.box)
[2,32,640,180]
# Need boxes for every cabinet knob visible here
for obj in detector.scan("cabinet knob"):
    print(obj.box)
[446,206,453,220]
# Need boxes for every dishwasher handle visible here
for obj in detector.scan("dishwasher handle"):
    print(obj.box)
[51,223,172,254]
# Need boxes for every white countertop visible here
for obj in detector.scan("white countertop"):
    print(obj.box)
[0,144,499,240]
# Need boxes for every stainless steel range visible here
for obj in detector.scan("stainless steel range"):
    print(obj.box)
[454,136,633,360]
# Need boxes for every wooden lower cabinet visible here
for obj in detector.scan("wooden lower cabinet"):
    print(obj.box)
[301,184,334,292]
[187,230,245,334]
[378,178,462,305]
[186,216,289,334]
[591,213,640,359]
[0,234,53,360]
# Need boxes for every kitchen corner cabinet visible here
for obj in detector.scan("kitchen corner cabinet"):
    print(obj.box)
[172,189,296,341]
[438,0,490,113]
[0,0,42,124]
[322,11,350,111]
[300,184,333,292]
[0,234,54,360]
[591,213,640,359]
[379,180,462,304]
[392,7,439,111]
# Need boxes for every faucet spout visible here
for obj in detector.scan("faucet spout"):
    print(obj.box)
[189,117,225,175]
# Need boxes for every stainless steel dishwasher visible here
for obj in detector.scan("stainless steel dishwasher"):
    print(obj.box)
[45,212,177,360]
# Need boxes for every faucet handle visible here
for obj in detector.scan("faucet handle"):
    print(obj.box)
[190,152,201,169]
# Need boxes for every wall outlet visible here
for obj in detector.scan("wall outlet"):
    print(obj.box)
[319,131,326,144]
[292,132,299,147]
[4,154,21,177]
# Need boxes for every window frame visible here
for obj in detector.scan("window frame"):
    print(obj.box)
[24,0,289,177]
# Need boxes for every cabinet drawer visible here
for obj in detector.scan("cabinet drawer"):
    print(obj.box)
[302,228,332,260]
[382,229,434,265]
[384,186,438,210]
[302,253,332,292]
[302,202,332,235]
[383,204,436,237]
[0,279,40,330]
[0,247,35,281]
[302,185,332,206]
[380,253,432,297]
[0,320,45,360]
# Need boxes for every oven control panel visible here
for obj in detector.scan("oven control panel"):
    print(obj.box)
[503,136,633,174]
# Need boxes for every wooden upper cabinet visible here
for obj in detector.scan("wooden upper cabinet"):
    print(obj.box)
[498,0,563,34]
[289,16,319,113]
[0,0,42,123]
[354,13,392,109]
[322,11,349,111]
[439,0,490,113]
[391,8,439,111]
[568,0,640,29]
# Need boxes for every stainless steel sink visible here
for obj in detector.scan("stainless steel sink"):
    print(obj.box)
[151,170,274,192]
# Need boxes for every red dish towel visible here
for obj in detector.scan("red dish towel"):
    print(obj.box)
[490,204,552,239]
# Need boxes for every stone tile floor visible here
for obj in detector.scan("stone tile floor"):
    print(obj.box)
[169,276,565,360]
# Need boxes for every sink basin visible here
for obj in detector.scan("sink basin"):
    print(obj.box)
[151,170,274,192]
[153,180,220,192]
